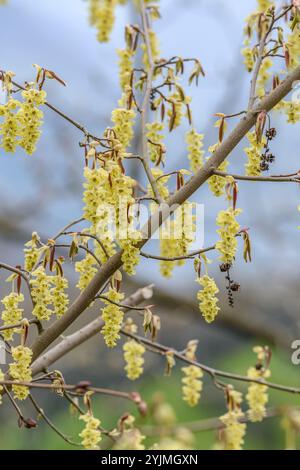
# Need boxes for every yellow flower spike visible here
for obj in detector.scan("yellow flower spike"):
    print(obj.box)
[9,345,32,401]
[79,412,102,450]
[242,47,255,72]
[75,253,98,291]
[186,128,204,173]
[101,288,125,347]
[246,346,271,422]
[123,339,145,380]
[215,207,241,264]
[181,365,203,407]
[244,131,267,176]
[23,232,41,272]
[196,274,220,323]
[50,274,69,317]
[17,86,46,155]
[207,144,229,196]
[111,106,136,151]
[88,0,117,43]
[30,266,54,321]
[285,101,300,124]
[146,121,165,164]
[219,388,246,450]
[1,292,24,341]
[117,48,135,91]
[0,97,21,152]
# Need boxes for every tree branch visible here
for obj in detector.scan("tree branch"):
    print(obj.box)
[30,63,300,362]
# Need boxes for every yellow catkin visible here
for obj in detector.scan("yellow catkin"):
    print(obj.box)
[75,253,98,291]
[215,208,241,264]
[186,129,204,173]
[244,131,266,176]
[89,0,116,43]
[119,237,141,276]
[9,345,32,401]
[117,48,134,91]
[242,47,255,72]
[30,266,53,321]
[1,292,24,341]
[220,389,246,450]
[0,98,20,152]
[123,339,145,380]
[51,275,69,317]
[196,274,220,323]
[246,346,271,422]
[101,288,125,347]
[167,91,190,130]
[79,413,102,450]
[181,365,203,407]
[17,87,46,155]
[207,144,229,196]
[284,101,300,124]
[23,232,41,272]
[111,106,136,151]
[146,121,165,164]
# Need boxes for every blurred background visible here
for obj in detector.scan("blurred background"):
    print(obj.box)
[0,0,299,450]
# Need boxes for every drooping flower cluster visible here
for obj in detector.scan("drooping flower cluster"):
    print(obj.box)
[101,288,125,347]
[146,121,165,164]
[88,0,117,43]
[244,131,266,176]
[196,274,220,323]
[284,101,300,124]
[117,48,134,91]
[186,128,204,173]
[181,366,203,407]
[9,345,32,401]
[75,253,98,291]
[1,292,24,341]
[219,388,246,451]
[82,157,141,275]
[17,87,46,155]
[123,339,145,380]
[241,47,255,72]
[207,144,229,196]
[167,91,190,130]
[0,98,20,152]
[111,105,136,151]
[30,266,53,321]
[246,346,271,422]
[79,412,102,450]
[0,84,45,155]
[215,207,241,264]
[51,274,69,318]
[23,232,41,272]
[180,341,203,407]
[159,201,195,278]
